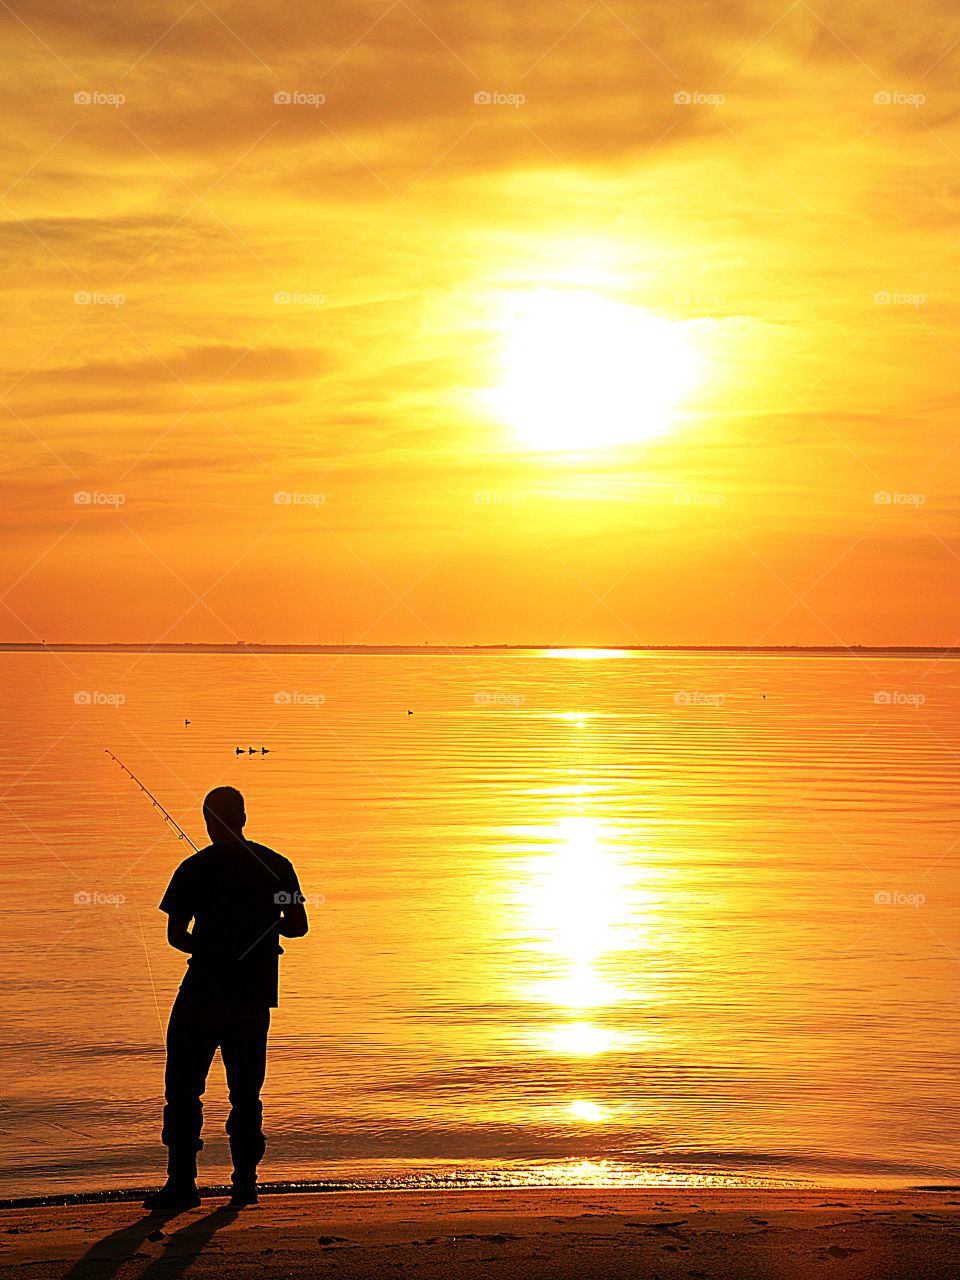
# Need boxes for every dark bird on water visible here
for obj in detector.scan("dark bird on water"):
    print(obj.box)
[184,718,191,726]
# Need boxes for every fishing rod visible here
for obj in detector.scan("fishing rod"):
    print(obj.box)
[105,749,199,851]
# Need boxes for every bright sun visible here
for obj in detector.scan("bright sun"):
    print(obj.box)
[486,289,700,452]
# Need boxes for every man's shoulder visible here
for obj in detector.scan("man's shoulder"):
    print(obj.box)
[173,848,208,874]
[242,841,296,876]
[185,840,297,885]
[173,844,243,877]
[159,850,205,913]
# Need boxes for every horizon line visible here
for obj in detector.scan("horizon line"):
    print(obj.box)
[2,641,959,655]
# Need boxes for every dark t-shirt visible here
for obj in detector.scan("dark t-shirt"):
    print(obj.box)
[159,841,302,1008]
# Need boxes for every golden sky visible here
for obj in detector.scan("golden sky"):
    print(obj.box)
[2,0,959,645]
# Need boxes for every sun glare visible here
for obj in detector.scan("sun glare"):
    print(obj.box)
[569,1099,608,1123]
[543,648,627,660]
[486,289,700,452]
[547,1021,617,1056]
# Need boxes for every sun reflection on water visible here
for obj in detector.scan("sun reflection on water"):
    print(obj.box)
[513,812,658,1130]
[547,1021,618,1056]
[524,814,636,968]
[568,1099,609,1123]
[541,648,627,660]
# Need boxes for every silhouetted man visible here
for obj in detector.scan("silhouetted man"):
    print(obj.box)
[143,786,308,1211]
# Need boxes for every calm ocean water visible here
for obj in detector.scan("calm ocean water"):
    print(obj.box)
[2,649,959,1198]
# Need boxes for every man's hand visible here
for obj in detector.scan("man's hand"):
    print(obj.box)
[278,896,309,938]
[167,913,194,954]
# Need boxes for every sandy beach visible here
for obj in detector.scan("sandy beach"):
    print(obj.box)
[2,1187,959,1279]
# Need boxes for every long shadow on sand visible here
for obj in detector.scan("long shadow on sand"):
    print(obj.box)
[62,1204,239,1279]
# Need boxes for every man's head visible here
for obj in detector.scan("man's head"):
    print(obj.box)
[203,786,246,843]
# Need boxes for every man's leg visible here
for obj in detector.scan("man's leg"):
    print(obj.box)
[220,1002,270,1204]
[145,989,219,1209]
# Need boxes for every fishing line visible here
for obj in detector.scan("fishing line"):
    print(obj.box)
[136,905,166,1047]
[106,749,187,1043]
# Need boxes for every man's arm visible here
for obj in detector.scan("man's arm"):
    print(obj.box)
[167,912,194,954]
[278,896,308,938]
[278,864,309,938]
[159,859,195,950]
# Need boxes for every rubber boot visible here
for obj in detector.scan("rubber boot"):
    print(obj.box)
[229,1166,259,1207]
[143,1148,201,1211]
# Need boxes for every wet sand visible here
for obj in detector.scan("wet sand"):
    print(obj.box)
[2,1187,960,1279]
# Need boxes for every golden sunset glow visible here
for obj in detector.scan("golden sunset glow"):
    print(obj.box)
[0,1,957,646]
[6,0,960,1235]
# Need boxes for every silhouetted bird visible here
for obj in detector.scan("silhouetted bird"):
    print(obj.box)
[184,719,191,727]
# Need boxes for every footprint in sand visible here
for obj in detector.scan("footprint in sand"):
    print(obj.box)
[457,1232,519,1242]
[825,1245,863,1259]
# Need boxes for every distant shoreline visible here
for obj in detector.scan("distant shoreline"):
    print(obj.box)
[1,642,958,657]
